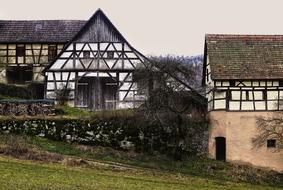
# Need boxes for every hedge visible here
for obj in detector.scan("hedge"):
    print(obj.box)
[0,82,44,100]
[0,116,208,156]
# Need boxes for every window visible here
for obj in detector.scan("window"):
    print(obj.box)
[48,45,57,62]
[246,91,249,100]
[16,45,25,57]
[107,51,114,59]
[229,81,235,87]
[83,51,90,58]
[263,90,267,100]
[267,139,276,148]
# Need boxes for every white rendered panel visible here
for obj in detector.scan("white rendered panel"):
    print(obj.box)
[231,91,240,100]
[267,101,278,110]
[255,102,265,110]
[214,91,226,99]
[229,102,240,110]
[47,82,55,90]
[267,91,278,100]
[214,100,226,109]
[47,72,54,80]
[241,102,253,110]
[254,91,263,100]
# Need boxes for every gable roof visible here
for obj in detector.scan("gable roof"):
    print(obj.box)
[0,20,86,43]
[43,9,148,72]
[205,34,283,80]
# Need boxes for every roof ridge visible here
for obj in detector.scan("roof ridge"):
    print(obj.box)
[206,34,283,40]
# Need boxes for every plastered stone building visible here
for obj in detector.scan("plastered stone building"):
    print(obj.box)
[203,34,283,172]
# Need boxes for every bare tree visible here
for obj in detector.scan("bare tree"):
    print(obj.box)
[135,56,207,160]
[54,84,72,106]
[253,116,283,150]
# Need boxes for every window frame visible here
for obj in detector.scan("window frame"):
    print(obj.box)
[83,51,91,59]
[16,45,25,57]
[107,51,114,59]
[48,45,58,62]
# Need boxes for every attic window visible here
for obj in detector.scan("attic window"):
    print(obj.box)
[48,45,57,62]
[107,51,114,59]
[83,51,91,58]
[229,81,235,87]
[267,139,276,148]
[16,45,25,57]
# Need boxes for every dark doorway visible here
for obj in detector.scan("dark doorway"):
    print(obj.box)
[76,77,117,110]
[6,66,33,84]
[215,137,226,161]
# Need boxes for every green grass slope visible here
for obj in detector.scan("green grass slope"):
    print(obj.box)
[0,157,281,190]
[0,134,282,190]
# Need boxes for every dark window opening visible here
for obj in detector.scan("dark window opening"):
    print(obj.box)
[83,51,91,58]
[229,81,235,87]
[48,45,57,62]
[246,91,249,100]
[227,90,232,101]
[279,80,283,87]
[263,90,267,100]
[16,45,25,57]
[107,51,114,59]
[267,139,276,148]
[6,66,33,84]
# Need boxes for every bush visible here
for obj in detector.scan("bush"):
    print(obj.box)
[27,82,44,99]
[0,113,208,157]
[0,82,44,100]
[0,83,32,99]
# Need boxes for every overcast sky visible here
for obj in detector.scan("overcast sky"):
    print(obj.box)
[1,0,283,56]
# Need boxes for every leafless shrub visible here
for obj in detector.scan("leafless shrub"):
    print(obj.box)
[253,116,283,150]
[54,84,72,106]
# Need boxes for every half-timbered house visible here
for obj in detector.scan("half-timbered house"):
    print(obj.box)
[0,20,85,85]
[0,9,201,111]
[203,34,283,171]
[43,9,148,110]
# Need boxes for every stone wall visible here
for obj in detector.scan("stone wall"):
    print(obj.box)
[0,100,55,116]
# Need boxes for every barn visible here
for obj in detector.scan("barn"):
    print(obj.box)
[43,9,148,110]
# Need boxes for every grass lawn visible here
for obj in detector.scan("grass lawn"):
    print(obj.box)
[0,156,281,190]
[29,137,283,186]
[0,134,282,190]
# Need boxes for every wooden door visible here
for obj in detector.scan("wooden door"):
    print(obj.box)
[77,82,89,108]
